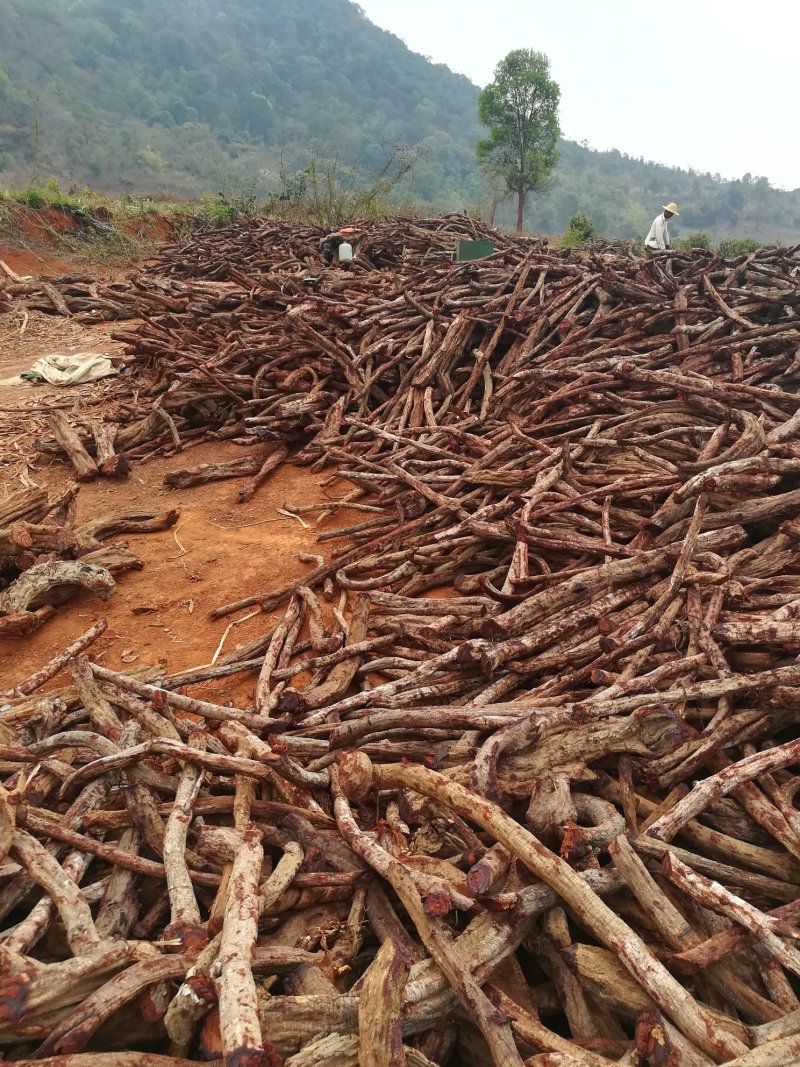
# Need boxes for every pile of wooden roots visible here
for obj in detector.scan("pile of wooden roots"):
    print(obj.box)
[0,484,178,639]
[4,220,800,1065]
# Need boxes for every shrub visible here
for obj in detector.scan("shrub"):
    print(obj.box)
[195,193,252,228]
[719,237,761,258]
[18,188,46,209]
[678,231,712,250]
[562,212,597,246]
[270,144,423,228]
[135,147,166,173]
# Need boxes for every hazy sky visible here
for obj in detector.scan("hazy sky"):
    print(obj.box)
[355,0,799,191]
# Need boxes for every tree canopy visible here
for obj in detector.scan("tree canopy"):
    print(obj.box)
[477,50,560,231]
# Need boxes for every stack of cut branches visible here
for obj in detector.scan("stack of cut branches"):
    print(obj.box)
[3,219,800,1064]
[135,212,536,280]
[26,228,800,473]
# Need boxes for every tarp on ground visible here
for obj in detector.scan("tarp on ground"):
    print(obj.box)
[20,352,120,386]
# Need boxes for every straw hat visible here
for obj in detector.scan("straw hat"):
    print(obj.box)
[662,202,679,215]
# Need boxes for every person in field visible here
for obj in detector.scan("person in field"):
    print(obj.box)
[645,202,679,255]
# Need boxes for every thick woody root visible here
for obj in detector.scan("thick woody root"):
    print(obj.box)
[0,486,179,637]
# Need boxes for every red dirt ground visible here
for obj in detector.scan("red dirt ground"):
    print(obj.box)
[1,440,356,706]
[5,206,86,246]
[0,241,75,278]
[0,207,177,279]
[119,215,177,243]
[0,240,362,708]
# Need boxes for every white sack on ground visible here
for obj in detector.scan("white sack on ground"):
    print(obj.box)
[21,352,120,386]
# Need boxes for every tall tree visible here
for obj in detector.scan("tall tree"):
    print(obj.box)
[477,50,560,232]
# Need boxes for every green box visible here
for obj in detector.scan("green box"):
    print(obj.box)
[455,239,494,261]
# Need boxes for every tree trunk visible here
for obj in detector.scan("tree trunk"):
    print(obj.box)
[516,189,524,233]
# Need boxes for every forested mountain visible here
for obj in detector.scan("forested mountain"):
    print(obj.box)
[2,0,799,241]
[0,0,481,202]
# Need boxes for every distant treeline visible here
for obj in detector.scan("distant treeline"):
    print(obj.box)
[1,0,798,241]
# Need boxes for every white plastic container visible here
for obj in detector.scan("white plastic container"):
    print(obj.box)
[338,241,353,262]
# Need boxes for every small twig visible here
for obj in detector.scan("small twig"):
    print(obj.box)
[207,517,287,530]
[277,507,309,528]
[5,618,108,698]
[166,518,192,560]
[211,609,260,666]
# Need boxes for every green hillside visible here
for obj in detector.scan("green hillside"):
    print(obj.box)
[0,0,482,201]
[1,0,799,242]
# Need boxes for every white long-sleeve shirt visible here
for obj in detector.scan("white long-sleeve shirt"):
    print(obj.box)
[645,213,670,250]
